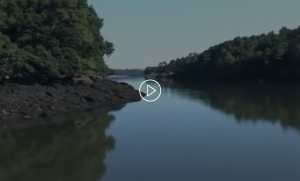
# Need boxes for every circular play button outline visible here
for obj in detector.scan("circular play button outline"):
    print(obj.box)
[139,79,161,102]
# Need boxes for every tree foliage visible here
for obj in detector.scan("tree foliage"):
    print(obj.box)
[146,26,300,81]
[0,0,114,83]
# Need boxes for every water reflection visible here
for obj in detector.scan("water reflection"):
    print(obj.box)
[0,109,117,181]
[162,81,300,131]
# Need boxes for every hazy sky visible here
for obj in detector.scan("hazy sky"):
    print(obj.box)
[88,0,300,69]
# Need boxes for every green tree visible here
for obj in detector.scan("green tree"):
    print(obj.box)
[145,26,300,82]
[0,0,114,83]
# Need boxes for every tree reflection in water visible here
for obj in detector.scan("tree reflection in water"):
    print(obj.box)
[0,109,118,181]
[162,81,300,131]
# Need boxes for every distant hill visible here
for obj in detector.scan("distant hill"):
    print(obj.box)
[113,69,144,76]
[145,26,300,82]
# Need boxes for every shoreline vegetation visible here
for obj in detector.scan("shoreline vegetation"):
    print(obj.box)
[0,0,114,84]
[0,0,141,123]
[1,0,299,124]
[145,26,300,83]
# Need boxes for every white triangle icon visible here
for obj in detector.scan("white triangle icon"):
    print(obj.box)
[147,85,156,97]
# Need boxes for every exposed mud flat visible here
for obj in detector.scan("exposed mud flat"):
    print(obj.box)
[0,77,141,127]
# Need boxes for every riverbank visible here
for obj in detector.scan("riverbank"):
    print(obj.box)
[0,76,141,124]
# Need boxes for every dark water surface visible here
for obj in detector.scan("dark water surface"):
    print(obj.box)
[0,77,300,181]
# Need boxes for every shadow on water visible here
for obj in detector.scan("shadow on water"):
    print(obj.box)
[0,108,120,181]
[162,81,300,131]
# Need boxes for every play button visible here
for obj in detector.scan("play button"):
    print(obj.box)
[147,85,156,97]
[139,79,161,102]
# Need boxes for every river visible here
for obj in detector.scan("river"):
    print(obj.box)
[0,76,300,181]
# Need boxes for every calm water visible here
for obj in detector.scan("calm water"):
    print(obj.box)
[0,77,300,181]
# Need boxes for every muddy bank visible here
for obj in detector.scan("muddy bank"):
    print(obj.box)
[0,77,141,123]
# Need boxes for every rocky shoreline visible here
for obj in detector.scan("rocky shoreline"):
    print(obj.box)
[0,76,141,124]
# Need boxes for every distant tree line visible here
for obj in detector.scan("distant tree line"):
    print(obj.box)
[145,26,300,82]
[112,69,144,76]
[0,0,114,84]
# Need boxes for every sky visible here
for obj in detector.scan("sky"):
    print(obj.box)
[88,0,300,69]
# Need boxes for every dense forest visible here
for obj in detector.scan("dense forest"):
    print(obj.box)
[0,0,114,83]
[145,26,300,82]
